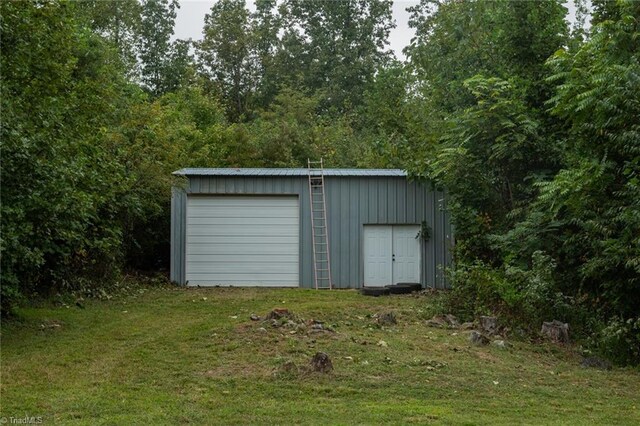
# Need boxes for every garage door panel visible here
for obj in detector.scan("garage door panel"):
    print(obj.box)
[187,235,298,245]
[187,245,297,256]
[187,277,297,286]
[187,225,296,236]
[187,208,298,219]
[188,254,297,263]
[188,197,297,208]
[186,196,299,287]
[187,216,298,226]
[187,263,298,274]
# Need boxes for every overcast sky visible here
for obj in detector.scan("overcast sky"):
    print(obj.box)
[173,1,584,61]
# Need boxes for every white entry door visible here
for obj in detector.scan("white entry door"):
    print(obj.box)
[392,225,421,283]
[363,225,421,287]
[363,226,392,287]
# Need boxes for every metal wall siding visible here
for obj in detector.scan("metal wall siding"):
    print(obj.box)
[170,175,452,289]
[170,187,187,283]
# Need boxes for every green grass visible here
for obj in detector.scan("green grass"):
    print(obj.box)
[1,287,639,425]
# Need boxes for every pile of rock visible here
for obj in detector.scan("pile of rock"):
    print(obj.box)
[425,314,512,348]
[251,309,335,335]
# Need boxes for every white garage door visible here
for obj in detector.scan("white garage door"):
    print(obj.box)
[186,196,299,287]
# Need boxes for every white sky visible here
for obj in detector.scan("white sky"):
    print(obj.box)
[173,1,584,61]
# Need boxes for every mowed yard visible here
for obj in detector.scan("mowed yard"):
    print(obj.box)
[1,287,639,425]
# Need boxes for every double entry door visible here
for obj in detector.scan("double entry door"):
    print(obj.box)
[363,225,421,287]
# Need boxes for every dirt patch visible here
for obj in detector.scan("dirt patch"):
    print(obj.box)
[473,350,500,363]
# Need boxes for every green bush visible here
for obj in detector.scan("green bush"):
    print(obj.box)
[589,317,640,367]
[443,251,576,333]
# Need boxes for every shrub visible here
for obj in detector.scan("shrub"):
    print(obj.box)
[443,251,574,333]
[589,317,640,367]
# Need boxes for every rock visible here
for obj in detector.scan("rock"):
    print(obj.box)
[492,340,512,349]
[426,314,460,328]
[250,314,260,321]
[581,356,612,370]
[39,320,63,330]
[377,312,397,326]
[469,331,490,346]
[425,318,445,328]
[257,327,267,333]
[310,352,333,373]
[377,340,388,347]
[541,320,570,343]
[460,322,475,330]
[479,316,498,335]
[444,314,460,327]
[311,323,324,330]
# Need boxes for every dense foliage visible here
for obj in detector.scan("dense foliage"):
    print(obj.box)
[402,0,639,364]
[1,0,638,364]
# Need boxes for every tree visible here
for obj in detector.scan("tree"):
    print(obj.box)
[163,38,198,94]
[138,0,180,96]
[277,0,395,113]
[402,0,569,262]
[251,0,282,109]
[406,0,568,113]
[0,0,138,313]
[198,0,258,121]
[75,0,142,77]
[502,0,640,319]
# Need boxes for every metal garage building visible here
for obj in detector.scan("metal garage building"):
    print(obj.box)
[170,168,453,289]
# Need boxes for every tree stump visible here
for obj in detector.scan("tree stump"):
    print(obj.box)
[479,316,498,335]
[541,320,569,343]
[377,312,397,326]
[310,352,333,373]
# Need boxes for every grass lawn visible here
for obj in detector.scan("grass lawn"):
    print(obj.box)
[1,287,639,425]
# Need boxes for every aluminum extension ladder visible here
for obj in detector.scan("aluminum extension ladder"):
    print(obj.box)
[308,159,333,289]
